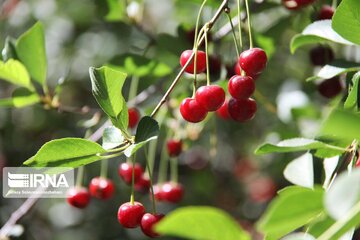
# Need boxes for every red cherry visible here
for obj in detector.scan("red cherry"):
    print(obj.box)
[150,184,164,201]
[282,0,315,10]
[161,182,184,203]
[118,162,144,185]
[118,202,145,228]
[234,63,241,75]
[310,46,334,66]
[167,139,183,157]
[228,98,257,122]
[67,187,90,209]
[180,98,208,123]
[180,50,207,74]
[141,213,165,238]
[318,5,335,20]
[195,85,225,111]
[228,75,255,100]
[135,175,151,193]
[128,108,140,129]
[248,176,277,203]
[89,177,115,200]
[317,77,342,98]
[239,48,267,77]
[355,156,360,168]
[216,100,231,120]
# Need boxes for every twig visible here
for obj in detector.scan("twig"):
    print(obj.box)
[150,0,229,118]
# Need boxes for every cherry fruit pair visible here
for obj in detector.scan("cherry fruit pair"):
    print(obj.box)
[118,202,164,237]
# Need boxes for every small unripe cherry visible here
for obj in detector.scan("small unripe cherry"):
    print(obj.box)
[67,187,91,209]
[167,139,183,157]
[239,48,267,76]
[89,177,115,200]
[140,213,165,238]
[180,98,208,123]
[216,100,231,120]
[117,202,145,228]
[128,108,140,129]
[195,85,225,111]
[317,77,343,98]
[318,5,335,20]
[118,162,144,185]
[228,98,257,122]
[180,50,207,74]
[228,75,255,100]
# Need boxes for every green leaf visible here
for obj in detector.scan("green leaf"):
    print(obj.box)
[306,60,360,82]
[2,37,18,61]
[0,98,14,107]
[89,66,130,136]
[105,0,126,21]
[23,138,106,168]
[155,206,251,240]
[283,153,314,189]
[109,54,172,78]
[344,72,360,109]
[124,116,159,157]
[0,59,33,90]
[102,126,125,150]
[308,215,335,237]
[12,87,40,107]
[257,186,324,239]
[320,109,360,141]
[255,138,346,155]
[15,22,47,86]
[332,0,360,46]
[290,20,354,53]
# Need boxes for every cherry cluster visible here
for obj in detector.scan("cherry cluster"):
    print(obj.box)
[179,47,267,123]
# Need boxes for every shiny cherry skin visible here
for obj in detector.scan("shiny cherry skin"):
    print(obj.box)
[67,187,91,209]
[310,46,334,66]
[234,63,241,75]
[216,100,231,120]
[135,175,151,193]
[128,108,140,129]
[167,139,183,157]
[228,75,255,100]
[89,177,115,200]
[239,48,267,77]
[118,201,146,228]
[318,5,335,20]
[152,184,165,201]
[195,85,225,111]
[228,98,257,122]
[180,98,208,123]
[180,50,207,74]
[118,162,144,185]
[141,213,165,238]
[318,77,342,98]
[161,182,184,203]
[355,156,360,168]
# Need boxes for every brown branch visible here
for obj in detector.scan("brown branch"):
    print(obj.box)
[150,0,229,118]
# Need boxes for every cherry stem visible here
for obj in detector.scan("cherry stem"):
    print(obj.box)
[158,131,171,183]
[193,0,207,95]
[225,9,240,57]
[100,159,108,179]
[254,89,277,114]
[204,25,211,86]
[150,0,229,118]
[332,0,337,8]
[170,158,178,183]
[75,166,84,188]
[130,154,136,205]
[244,0,253,49]
[237,0,243,49]
[145,148,157,214]
[128,75,139,101]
